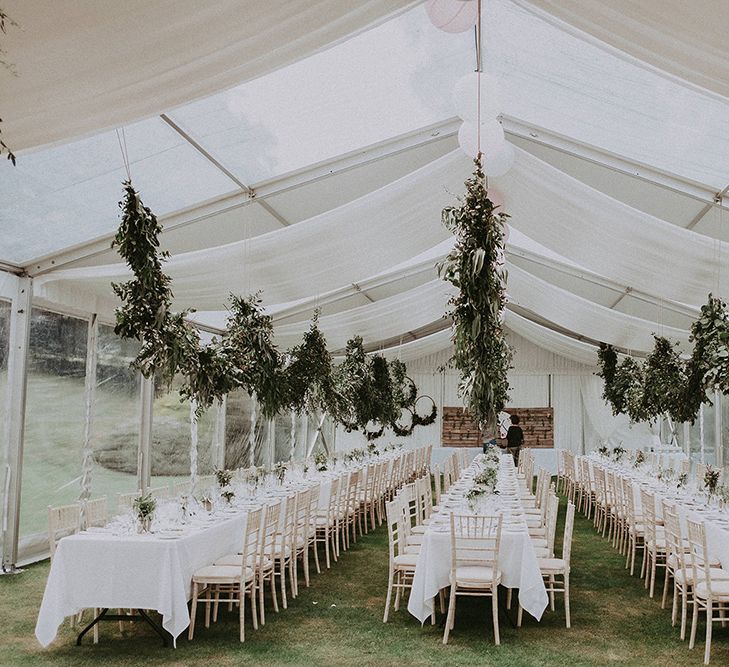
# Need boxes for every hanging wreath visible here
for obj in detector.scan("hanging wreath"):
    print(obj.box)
[411,395,438,427]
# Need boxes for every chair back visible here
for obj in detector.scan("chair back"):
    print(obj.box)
[662,504,686,578]
[686,518,713,597]
[639,488,659,546]
[322,476,340,525]
[449,514,502,588]
[242,506,262,573]
[48,503,81,558]
[545,492,560,556]
[620,477,636,525]
[385,498,408,561]
[294,487,311,548]
[82,496,108,529]
[260,500,282,565]
[117,490,141,513]
[345,470,361,517]
[561,502,576,566]
[307,482,321,537]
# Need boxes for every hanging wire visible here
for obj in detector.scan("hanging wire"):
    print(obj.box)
[475,0,482,157]
[115,127,132,182]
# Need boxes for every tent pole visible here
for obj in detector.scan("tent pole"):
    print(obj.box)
[714,389,722,468]
[213,396,227,470]
[137,376,154,494]
[79,314,99,529]
[1,276,32,573]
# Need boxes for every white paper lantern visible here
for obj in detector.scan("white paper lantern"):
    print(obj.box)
[482,141,515,177]
[425,0,478,34]
[453,71,502,121]
[457,120,505,159]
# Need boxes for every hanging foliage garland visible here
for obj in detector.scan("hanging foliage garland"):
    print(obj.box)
[111,184,435,436]
[285,313,338,416]
[438,156,513,430]
[642,336,688,423]
[596,294,729,426]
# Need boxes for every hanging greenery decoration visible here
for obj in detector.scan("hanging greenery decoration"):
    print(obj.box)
[438,156,513,430]
[112,184,435,435]
[284,312,337,416]
[642,336,688,423]
[112,182,200,384]
[596,294,729,426]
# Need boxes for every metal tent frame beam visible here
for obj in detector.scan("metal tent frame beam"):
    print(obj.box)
[21,112,729,276]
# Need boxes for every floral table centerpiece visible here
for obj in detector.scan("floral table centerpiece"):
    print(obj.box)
[314,451,329,472]
[704,465,721,498]
[133,493,157,533]
[634,451,646,468]
[215,468,235,504]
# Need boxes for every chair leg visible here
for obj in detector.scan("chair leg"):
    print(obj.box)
[383,568,394,623]
[258,573,266,626]
[689,596,699,649]
[564,574,571,629]
[270,571,280,613]
[279,558,288,610]
[549,575,556,611]
[250,583,258,631]
[204,587,212,628]
[492,588,500,646]
[394,571,402,611]
[188,582,199,640]
[238,586,246,643]
[705,601,713,665]
[443,585,456,644]
[662,569,670,609]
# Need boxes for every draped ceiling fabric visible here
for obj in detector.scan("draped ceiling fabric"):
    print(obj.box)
[0,0,418,151]
[513,0,729,101]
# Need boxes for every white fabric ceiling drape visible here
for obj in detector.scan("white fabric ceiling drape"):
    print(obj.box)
[507,264,690,352]
[274,280,453,350]
[1,0,417,151]
[512,0,729,100]
[34,150,471,314]
[504,311,599,367]
[494,147,729,308]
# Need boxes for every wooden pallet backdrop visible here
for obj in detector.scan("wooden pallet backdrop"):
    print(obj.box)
[441,406,554,449]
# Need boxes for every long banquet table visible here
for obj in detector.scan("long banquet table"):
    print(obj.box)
[582,454,729,572]
[407,453,548,624]
[34,459,386,648]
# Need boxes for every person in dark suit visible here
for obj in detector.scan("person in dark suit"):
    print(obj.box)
[505,414,524,465]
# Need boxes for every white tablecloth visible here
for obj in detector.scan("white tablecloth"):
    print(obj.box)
[407,524,549,624]
[35,512,248,647]
[407,454,548,624]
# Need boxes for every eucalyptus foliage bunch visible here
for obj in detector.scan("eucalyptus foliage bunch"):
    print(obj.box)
[439,157,512,430]
[704,465,721,496]
[314,451,329,472]
[642,336,687,423]
[133,493,156,520]
[285,313,337,416]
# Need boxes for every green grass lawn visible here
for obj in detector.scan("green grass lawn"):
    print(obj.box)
[1,496,728,666]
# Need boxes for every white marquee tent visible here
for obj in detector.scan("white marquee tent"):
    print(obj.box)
[1,0,728,569]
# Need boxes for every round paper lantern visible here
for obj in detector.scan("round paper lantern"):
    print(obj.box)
[453,71,502,121]
[457,120,505,159]
[482,141,515,177]
[425,0,478,34]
